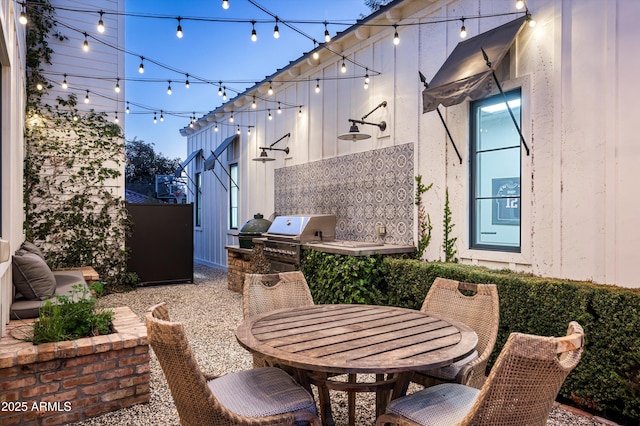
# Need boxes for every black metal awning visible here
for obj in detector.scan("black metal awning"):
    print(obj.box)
[174,148,202,177]
[204,134,238,171]
[422,16,527,113]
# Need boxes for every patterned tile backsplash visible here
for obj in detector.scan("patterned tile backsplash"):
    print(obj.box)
[274,143,414,245]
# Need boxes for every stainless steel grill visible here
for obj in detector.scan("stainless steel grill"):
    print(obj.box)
[263,214,336,272]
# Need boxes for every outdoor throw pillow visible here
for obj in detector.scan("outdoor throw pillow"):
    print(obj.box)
[12,253,56,300]
[19,241,46,260]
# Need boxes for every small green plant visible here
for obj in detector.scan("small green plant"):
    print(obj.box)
[443,188,458,263]
[30,284,114,344]
[414,175,433,260]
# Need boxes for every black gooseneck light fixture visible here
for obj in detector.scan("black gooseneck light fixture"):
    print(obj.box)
[337,101,387,141]
[253,132,291,163]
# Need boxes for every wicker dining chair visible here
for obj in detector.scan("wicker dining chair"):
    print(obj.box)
[146,302,320,426]
[243,271,314,368]
[377,321,585,426]
[413,278,499,389]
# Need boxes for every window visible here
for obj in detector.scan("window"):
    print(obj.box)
[470,89,521,252]
[194,172,202,227]
[229,163,238,229]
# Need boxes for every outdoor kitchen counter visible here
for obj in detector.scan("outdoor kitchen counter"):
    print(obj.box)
[302,240,415,256]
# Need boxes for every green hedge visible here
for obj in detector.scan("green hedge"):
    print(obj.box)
[301,252,640,424]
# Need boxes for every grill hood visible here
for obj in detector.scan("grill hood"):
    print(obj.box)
[264,214,336,243]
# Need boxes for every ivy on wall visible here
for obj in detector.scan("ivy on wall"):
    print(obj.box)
[24,0,134,290]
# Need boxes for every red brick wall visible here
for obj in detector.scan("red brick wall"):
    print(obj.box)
[0,307,149,425]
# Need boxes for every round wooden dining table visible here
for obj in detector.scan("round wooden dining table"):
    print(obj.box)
[235,304,478,426]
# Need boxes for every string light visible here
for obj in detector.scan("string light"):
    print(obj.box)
[222,87,227,100]
[114,113,119,124]
[515,0,525,10]
[315,79,320,93]
[176,18,183,38]
[247,126,251,135]
[222,0,229,10]
[251,20,257,42]
[153,112,157,124]
[189,121,193,129]
[36,82,43,91]
[126,102,130,114]
[298,106,302,117]
[393,25,400,45]
[218,83,223,96]
[268,109,272,120]
[230,114,234,123]
[138,57,145,74]
[364,69,369,89]
[185,74,190,88]
[19,5,27,25]
[312,41,320,60]
[214,122,219,132]
[97,11,105,33]
[160,110,164,122]
[324,22,331,42]
[277,102,282,114]
[73,115,78,122]
[236,126,241,135]
[460,18,467,38]
[526,12,536,27]
[268,81,273,95]
[341,57,347,73]
[62,74,68,89]
[114,78,120,93]
[167,80,172,95]
[83,33,89,51]
[252,96,257,108]
[273,17,280,39]
[84,90,90,103]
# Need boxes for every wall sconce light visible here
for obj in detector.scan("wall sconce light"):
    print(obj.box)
[337,101,387,141]
[253,132,291,162]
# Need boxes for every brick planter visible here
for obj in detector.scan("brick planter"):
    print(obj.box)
[0,307,149,425]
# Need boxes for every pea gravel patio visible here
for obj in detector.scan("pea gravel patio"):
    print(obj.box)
[70,264,614,426]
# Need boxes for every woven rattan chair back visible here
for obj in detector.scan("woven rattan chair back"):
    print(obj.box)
[243,271,314,318]
[459,321,584,426]
[147,302,314,426]
[417,278,499,388]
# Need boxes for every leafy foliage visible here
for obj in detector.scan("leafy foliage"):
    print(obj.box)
[364,0,394,11]
[24,0,134,291]
[414,175,433,259]
[125,138,181,185]
[30,284,114,344]
[442,188,458,262]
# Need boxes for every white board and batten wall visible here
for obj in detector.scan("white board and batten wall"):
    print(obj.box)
[185,0,640,289]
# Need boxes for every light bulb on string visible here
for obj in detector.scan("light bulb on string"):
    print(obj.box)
[251,20,257,42]
[515,0,525,10]
[247,127,251,135]
[218,83,223,96]
[364,70,369,89]
[341,57,347,73]
[83,33,89,51]
[126,102,130,114]
[277,102,282,114]
[268,81,273,95]
[268,109,272,120]
[315,80,320,93]
[138,57,145,73]
[393,25,400,45]
[114,78,120,93]
[19,6,27,25]
[62,74,68,89]
[167,81,172,95]
[252,97,257,109]
[73,115,78,122]
[160,111,164,122]
[36,82,43,91]
[222,0,229,10]
[273,18,280,39]
[189,121,193,129]
[84,90,90,103]
[298,106,302,117]
[185,74,189,89]
[176,18,183,38]
[97,11,105,33]
[230,114,234,123]
[214,122,219,132]
[460,18,467,38]
[222,88,227,100]
[527,12,536,27]
[114,113,119,124]
[324,22,331,42]
[236,126,241,135]
[153,112,157,124]
[312,40,320,60]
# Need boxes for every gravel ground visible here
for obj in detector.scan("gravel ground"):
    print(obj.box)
[69,264,610,426]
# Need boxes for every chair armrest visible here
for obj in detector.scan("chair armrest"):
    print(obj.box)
[455,364,474,384]
[203,373,220,381]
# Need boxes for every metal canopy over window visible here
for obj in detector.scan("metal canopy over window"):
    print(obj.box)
[422,16,527,113]
[204,134,239,191]
[204,134,238,171]
[174,148,202,177]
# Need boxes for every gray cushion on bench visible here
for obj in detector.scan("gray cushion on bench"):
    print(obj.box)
[10,270,89,320]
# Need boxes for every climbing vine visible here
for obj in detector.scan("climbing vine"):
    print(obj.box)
[442,188,458,263]
[413,175,433,260]
[24,0,135,290]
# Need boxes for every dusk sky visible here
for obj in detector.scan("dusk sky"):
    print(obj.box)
[124,0,373,161]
